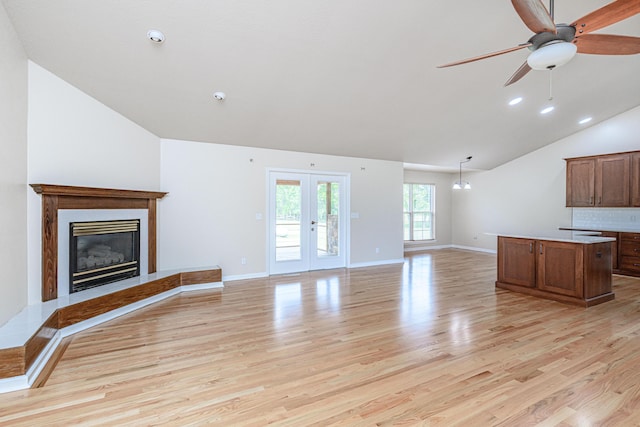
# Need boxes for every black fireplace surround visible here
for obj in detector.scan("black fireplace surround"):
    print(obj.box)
[69,219,141,293]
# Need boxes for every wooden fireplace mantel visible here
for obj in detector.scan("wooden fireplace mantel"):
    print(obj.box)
[30,184,168,301]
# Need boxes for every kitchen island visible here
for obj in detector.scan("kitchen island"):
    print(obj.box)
[496,232,616,307]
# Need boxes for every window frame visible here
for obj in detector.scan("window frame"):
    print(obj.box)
[403,183,436,241]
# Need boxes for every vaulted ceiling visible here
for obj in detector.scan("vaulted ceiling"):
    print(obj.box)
[3,0,639,170]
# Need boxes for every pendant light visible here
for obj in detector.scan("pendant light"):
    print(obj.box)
[453,156,472,190]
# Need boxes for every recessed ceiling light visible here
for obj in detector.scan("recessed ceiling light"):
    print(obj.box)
[147,29,165,43]
[579,117,593,125]
[508,97,523,106]
[213,91,226,101]
[540,106,554,114]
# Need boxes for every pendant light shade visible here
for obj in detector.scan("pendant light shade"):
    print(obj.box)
[453,156,472,190]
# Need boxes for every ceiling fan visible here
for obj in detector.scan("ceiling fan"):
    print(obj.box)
[438,0,640,86]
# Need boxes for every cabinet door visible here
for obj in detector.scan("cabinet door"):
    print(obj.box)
[595,154,630,207]
[566,159,595,207]
[537,241,583,298]
[497,237,536,288]
[600,232,618,270]
[632,153,640,207]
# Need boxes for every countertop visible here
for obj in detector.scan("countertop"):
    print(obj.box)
[492,231,617,244]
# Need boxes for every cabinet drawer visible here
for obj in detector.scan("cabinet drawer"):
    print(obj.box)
[620,256,640,273]
[621,233,640,242]
[620,241,640,256]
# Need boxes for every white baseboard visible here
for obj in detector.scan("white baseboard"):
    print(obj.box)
[349,258,405,269]
[223,272,269,282]
[404,244,453,252]
[451,244,497,254]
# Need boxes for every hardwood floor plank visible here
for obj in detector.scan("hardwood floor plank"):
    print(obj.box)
[1,249,640,425]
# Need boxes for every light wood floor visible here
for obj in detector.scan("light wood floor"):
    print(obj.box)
[2,249,640,426]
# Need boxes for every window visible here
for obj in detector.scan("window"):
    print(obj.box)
[403,183,435,241]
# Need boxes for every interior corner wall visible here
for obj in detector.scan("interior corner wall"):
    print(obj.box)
[26,61,162,304]
[451,106,640,252]
[403,170,453,249]
[158,139,404,277]
[0,4,28,326]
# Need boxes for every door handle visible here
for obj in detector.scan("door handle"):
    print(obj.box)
[311,220,317,225]
[539,244,543,255]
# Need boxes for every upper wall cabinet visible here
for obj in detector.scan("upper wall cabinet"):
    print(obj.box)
[566,151,639,208]
[632,153,640,207]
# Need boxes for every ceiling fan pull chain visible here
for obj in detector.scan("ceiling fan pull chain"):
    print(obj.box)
[548,69,553,101]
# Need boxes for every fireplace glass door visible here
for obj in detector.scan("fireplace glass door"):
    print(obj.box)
[69,220,140,293]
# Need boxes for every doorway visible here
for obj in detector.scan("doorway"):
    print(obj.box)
[268,171,348,275]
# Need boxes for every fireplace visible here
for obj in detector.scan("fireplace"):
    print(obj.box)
[69,219,141,293]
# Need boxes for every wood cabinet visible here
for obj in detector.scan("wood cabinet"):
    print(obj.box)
[632,153,640,207]
[566,151,636,207]
[496,236,614,307]
[566,159,595,207]
[497,238,536,288]
[620,233,640,276]
[600,231,618,270]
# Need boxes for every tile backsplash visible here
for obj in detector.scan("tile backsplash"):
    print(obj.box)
[572,208,640,231]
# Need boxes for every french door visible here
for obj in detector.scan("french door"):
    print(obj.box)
[269,171,347,275]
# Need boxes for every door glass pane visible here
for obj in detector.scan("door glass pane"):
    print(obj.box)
[275,180,301,262]
[317,181,340,257]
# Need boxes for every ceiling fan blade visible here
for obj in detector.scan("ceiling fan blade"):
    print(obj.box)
[572,0,640,36]
[511,0,556,34]
[504,61,532,86]
[437,44,531,68]
[575,34,640,55]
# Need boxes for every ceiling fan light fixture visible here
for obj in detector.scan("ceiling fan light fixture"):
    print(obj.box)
[527,41,577,71]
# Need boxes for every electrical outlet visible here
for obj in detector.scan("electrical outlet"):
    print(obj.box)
[375,247,380,254]
[241,257,247,265]
[631,215,637,222]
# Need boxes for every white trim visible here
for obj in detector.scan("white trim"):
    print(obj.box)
[404,244,453,252]
[451,244,497,254]
[223,272,269,281]
[181,282,224,292]
[348,258,405,269]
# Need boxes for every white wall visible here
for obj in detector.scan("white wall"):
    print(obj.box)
[26,62,162,304]
[452,106,640,252]
[159,139,404,278]
[403,170,453,250]
[0,4,28,326]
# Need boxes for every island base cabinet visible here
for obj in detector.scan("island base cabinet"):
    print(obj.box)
[497,237,535,288]
[537,240,583,298]
[496,237,614,307]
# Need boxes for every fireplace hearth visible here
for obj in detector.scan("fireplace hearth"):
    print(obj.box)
[69,220,140,293]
